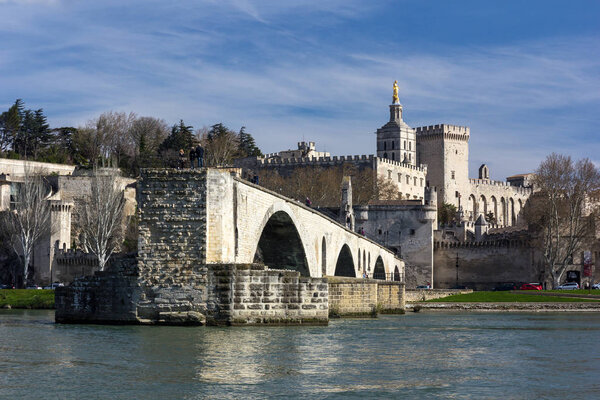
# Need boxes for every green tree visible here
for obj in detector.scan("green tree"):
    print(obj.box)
[36,127,78,164]
[0,99,24,153]
[438,202,457,225]
[13,106,51,159]
[238,126,263,157]
[159,120,195,167]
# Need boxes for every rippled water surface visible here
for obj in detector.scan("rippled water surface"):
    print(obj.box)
[1,310,599,399]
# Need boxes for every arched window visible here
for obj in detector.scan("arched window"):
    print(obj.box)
[391,153,395,161]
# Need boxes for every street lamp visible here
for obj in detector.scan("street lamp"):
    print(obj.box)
[455,253,459,288]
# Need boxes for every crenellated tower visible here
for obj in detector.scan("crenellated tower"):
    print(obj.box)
[416,124,470,208]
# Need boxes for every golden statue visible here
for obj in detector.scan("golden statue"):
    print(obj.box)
[392,80,399,104]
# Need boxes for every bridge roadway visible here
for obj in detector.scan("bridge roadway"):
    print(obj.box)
[205,169,404,280]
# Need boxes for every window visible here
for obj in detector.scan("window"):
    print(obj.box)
[391,152,395,161]
[414,177,417,186]
[409,153,412,161]
[420,178,424,187]
[409,142,411,151]
[384,142,387,151]
[451,171,455,180]
[406,176,410,184]
[398,173,402,182]
[387,170,392,179]
[391,141,395,150]
[410,229,415,235]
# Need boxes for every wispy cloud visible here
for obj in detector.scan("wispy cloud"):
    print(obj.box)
[0,1,598,179]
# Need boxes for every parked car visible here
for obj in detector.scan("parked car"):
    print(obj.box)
[520,283,542,291]
[494,283,518,291]
[0,284,13,289]
[26,285,42,290]
[416,285,431,289]
[556,282,579,290]
[43,282,65,290]
[591,283,600,290]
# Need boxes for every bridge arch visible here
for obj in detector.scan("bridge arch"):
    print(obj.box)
[334,244,356,277]
[394,265,401,281]
[253,210,310,276]
[373,256,386,280]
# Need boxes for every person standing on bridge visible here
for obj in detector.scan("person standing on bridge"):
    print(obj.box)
[305,197,312,207]
[178,149,186,170]
[195,144,204,168]
[189,147,196,169]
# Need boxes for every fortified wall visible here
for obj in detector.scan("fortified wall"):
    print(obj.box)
[236,154,428,201]
[433,239,543,290]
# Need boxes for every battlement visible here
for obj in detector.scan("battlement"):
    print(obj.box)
[434,238,530,249]
[54,248,99,266]
[468,178,533,194]
[415,124,470,142]
[49,200,73,212]
[376,157,428,173]
[258,154,375,166]
[416,124,470,135]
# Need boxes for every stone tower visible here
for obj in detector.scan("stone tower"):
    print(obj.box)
[416,124,470,208]
[340,176,354,230]
[376,83,417,165]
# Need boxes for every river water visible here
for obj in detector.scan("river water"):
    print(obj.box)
[1,310,599,399]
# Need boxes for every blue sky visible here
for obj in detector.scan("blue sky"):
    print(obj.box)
[1,0,599,179]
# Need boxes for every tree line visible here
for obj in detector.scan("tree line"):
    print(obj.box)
[0,99,263,175]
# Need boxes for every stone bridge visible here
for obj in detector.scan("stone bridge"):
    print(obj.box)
[204,169,404,280]
[56,168,404,326]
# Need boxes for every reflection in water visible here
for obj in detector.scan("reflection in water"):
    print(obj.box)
[1,310,600,399]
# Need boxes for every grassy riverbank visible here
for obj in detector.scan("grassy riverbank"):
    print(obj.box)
[0,289,55,309]
[426,291,600,303]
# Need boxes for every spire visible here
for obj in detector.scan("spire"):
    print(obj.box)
[389,80,403,122]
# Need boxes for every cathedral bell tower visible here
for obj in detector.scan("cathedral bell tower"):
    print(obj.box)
[376,80,416,165]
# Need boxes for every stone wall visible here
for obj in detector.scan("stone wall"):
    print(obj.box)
[405,288,472,303]
[53,248,99,284]
[355,202,435,288]
[207,264,328,325]
[55,257,141,324]
[328,276,405,316]
[434,241,542,290]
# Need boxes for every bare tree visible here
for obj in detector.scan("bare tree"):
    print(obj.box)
[198,124,241,167]
[0,168,52,286]
[128,116,169,171]
[256,165,399,207]
[525,153,600,287]
[80,170,126,271]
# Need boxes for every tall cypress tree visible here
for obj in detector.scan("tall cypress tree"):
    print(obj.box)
[0,99,24,153]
